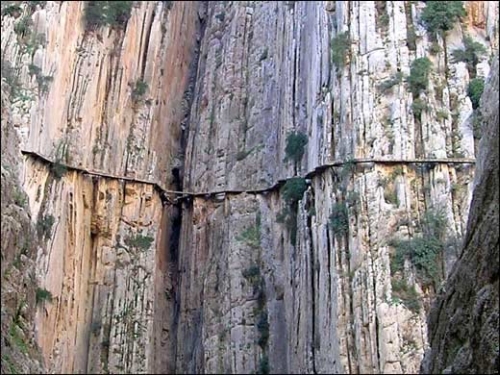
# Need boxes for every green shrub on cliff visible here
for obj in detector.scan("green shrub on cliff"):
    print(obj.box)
[278,178,308,245]
[84,1,133,30]
[36,287,53,304]
[452,36,487,78]
[125,234,154,250]
[132,80,148,100]
[408,57,432,96]
[421,1,466,34]
[37,214,55,239]
[467,78,485,110]
[281,177,307,205]
[2,4,23,17]
[391,278,420,313]
[329,202,349,236]
[257,355,270,374]
[330,31,350,68]
[284,131,308,164]
[390,208,447,287]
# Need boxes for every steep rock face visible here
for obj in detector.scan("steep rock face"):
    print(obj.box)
[1,82,44,373]
[422,55,499,375]
[176,1,498,374]
[1,1,499,375]
[1,1,200,373]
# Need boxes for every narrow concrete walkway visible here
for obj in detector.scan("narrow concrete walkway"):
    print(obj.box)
[21,149,476,204]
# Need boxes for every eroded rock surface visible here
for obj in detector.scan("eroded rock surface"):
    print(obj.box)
[421,55,499,375]
[1,82,44,374]
[1,1,499,374]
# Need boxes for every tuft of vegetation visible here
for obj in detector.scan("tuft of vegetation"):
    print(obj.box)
[391,278,420,313]
[214,11,225,22]
[2,4,23,17]
[278,178,308,245]
[406,28,417,51]
[36,287,53,304]
[380,171,400,205]
[329,202,349,237]
[346,191,360,207]
[284,131,308,165]
[391,166,404,179]
[411,98,430,118]
[467,78,484,110]
[125,234,154,250]
[421,1,466,34]
[384,187,398,205]
[1,58,22,97]
[36,74,53,94]
[2,354,19,374]
[256,310,269,348]
[436,109,449,121]
[9,324,28,354]
[51,160,67,179]
[330,31,350,69]
[28,63,42,76]
[408,57,432,96]
[84,1,133,30]
[242,265,260,280]
[257,355,270,374]
[378,72,404,94]
[20,32,46,57]
[13,15,32,37]
[132,79,148,100]
[390,208,447,287]
[37,214,55,239]
[340,158,355,180]
[13,189,27,207]
[451,36,487,78]
[237,225,260,249]
[379,12,390,29]
[429,41,442,55]
[281,177,307,205]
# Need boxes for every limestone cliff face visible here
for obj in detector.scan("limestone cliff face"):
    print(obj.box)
[1,1,498,375]
[421,55,499,375]
[1,82,44,374]
[2,1,200,373]
[176,1,497,374]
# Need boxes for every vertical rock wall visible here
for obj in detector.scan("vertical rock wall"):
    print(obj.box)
[1,81,45,374]
[176,1,498,374]
[2,1,200,373]
[422,55,499,375]
[1,1,498,374]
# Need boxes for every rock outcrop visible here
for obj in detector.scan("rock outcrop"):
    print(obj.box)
[1,82,44,373]
[421,55,499,375]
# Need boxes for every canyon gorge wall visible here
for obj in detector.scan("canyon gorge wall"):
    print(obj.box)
[422,54,499,375]
[2,1,201,373]
[1,1,498,374]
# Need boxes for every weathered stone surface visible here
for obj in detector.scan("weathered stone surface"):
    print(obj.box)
[1,1,200,373]
[422,55,499,375]
[176,1,497,374]
[1,1,499,374]
[1,81,45,374]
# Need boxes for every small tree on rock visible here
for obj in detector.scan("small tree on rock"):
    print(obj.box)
[284,131,308,165]
[421,1,466,34]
